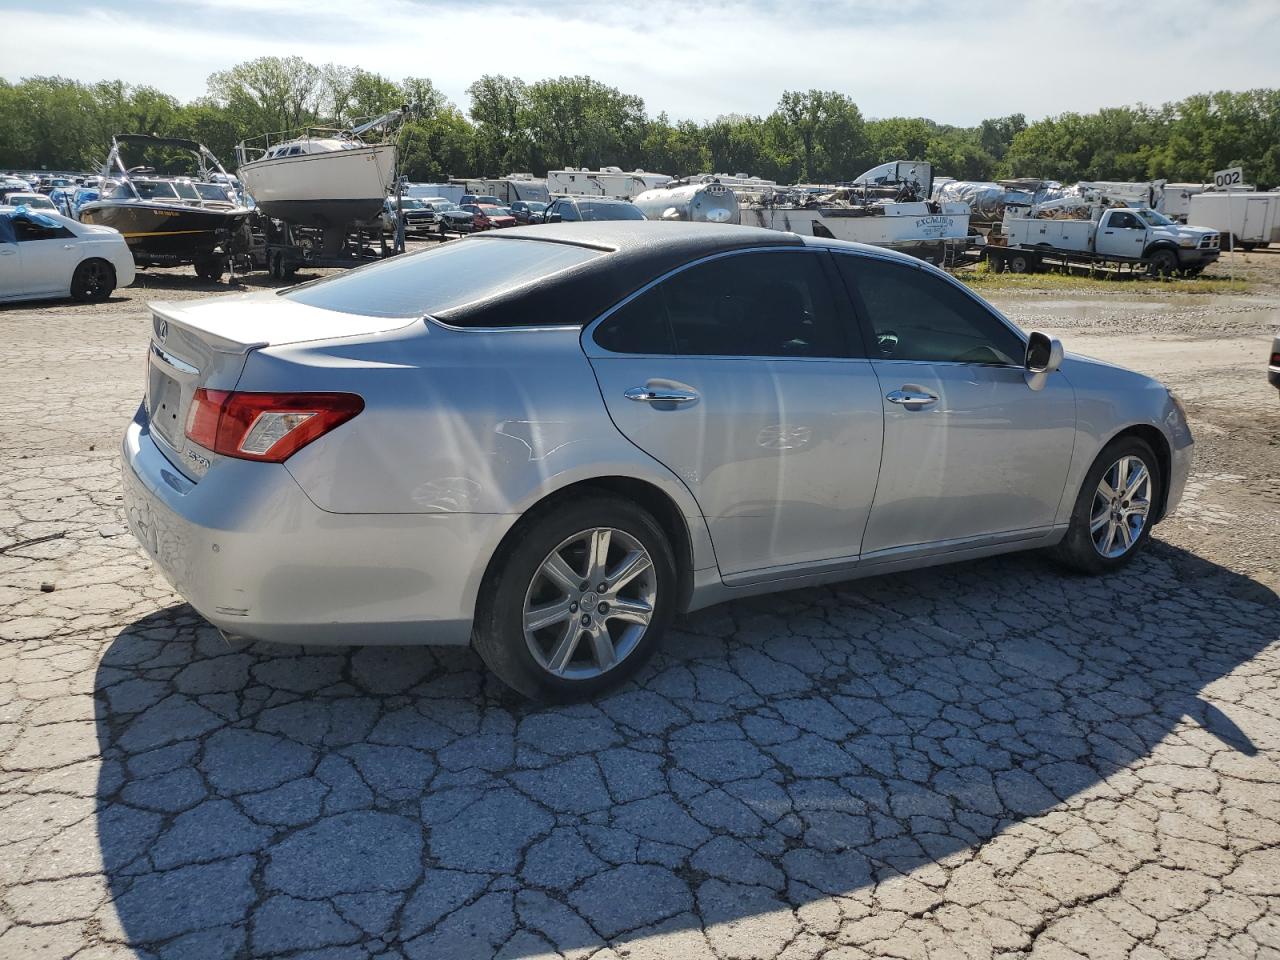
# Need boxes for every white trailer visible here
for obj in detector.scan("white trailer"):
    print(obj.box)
[456,175,550,204]
[547,166,672,199]
[1187,191,1280,249]
[404,182,465,203]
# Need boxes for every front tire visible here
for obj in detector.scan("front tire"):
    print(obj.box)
[70,259,115,302]
[473,495,678,701]
[1051,436,1162,574]
[1147,249,1179,277]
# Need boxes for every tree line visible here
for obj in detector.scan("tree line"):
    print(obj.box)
[1,57,1275,187]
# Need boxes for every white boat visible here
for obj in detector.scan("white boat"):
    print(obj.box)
[738,160,971,257]
[235,109,408,229]
[236,138,396,228]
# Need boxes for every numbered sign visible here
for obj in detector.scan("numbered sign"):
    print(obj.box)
[1213,166,1244,189]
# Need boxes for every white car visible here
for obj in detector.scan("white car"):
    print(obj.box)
[2,193,57,213]
[0,206,136,303]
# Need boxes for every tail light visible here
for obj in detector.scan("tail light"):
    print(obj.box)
[185,389,363,462]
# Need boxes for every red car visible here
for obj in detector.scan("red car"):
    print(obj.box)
[461,203,517,230]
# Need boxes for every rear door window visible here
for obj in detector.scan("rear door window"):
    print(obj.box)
[592,250,849,358]
[282,237,603,318]
[663,251,848,358]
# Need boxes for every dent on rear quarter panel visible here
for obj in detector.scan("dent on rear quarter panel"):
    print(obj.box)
[249,322,700,520]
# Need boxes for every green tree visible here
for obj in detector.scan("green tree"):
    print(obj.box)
[774,90,867,182]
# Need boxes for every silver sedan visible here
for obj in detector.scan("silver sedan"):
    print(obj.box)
[121,222,1192,699]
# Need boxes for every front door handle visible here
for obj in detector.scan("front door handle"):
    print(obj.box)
[0,248,15,256]
[62,243,76,249]
[886,388,938,410]
[625,385,698,404]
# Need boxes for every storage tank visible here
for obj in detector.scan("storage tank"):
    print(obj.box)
[633,181,739,224]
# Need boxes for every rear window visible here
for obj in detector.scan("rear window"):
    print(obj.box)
[281,237,604,319]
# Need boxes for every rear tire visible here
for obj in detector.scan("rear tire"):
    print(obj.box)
[1007,252,1035,274]
[70,259,115,302]
[1051,436,1162,575]
[473,495,678,701]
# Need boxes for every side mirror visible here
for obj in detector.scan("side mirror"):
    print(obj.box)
[1024,331,1064,391]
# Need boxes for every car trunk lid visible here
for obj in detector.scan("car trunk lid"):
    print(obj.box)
[145,292,415,479]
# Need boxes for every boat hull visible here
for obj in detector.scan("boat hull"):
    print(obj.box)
[78,201,247,264]
[740,206,970,247]
[238,145,396,228]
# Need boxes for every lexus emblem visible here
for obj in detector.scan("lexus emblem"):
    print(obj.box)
[156,318,168,342]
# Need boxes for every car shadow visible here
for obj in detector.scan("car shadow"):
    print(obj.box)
[93,541,1278,958]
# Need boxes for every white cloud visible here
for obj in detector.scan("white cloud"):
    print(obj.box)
[5,0,1279,125]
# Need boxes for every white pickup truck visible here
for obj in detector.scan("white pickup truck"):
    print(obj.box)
[990,207,1221,276]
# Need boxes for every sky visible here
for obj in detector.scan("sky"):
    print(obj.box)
[5,0,1280,126]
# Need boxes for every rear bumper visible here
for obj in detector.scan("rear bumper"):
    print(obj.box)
[121,405,514,646]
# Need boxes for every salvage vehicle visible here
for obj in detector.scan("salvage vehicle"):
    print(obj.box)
[544,196,645,222]
[991,206,1220,276]
[1269,333,1280,391]
[510,200,548,224]
[0,205,135,303]
[120,222,1193,700]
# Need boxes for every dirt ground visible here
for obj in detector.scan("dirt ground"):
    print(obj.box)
[1,243,1278,960]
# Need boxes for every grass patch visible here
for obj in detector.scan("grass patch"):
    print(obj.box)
[957,260,1251,295]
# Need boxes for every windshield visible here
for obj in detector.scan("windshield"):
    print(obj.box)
[434,202,460,211]
[525,202,547,212]
[132,180,179,200]
[580,201,645,221]
[398,199,424,209]
[15,196,55,209]
[282,237,604,318]
[194,183,232,201]
[1136,209,1174,227]
[172,181,201,201]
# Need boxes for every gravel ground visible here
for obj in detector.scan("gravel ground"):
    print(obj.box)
[0,246,1277,960]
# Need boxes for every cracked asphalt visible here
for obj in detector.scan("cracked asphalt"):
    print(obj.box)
[2,260,1279,959]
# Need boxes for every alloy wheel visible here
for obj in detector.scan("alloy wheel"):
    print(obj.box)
[81,261,108,297]
[522,527,657,680]
[1090,455,1152,558]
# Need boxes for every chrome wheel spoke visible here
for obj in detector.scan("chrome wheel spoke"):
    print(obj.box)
[540,551,581,593]
[607,597,653,626]
[546,622,582,674]
[1117,518,1134,550]
[1123,464,1148,499]
[588,624,616,670]
[607,549,651,592]
[524,598,574,633]
[1127,499,1150,518]
[588,529,612,581]
[1089,509,1110,534]
[1097,478,1118,501]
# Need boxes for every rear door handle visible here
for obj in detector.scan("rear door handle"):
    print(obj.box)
[886,388,938,410]
[625,386,698,404]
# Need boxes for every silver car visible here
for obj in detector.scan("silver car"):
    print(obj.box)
[121,223,1192,699]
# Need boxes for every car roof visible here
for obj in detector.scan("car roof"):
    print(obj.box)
[434,221,804,328]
